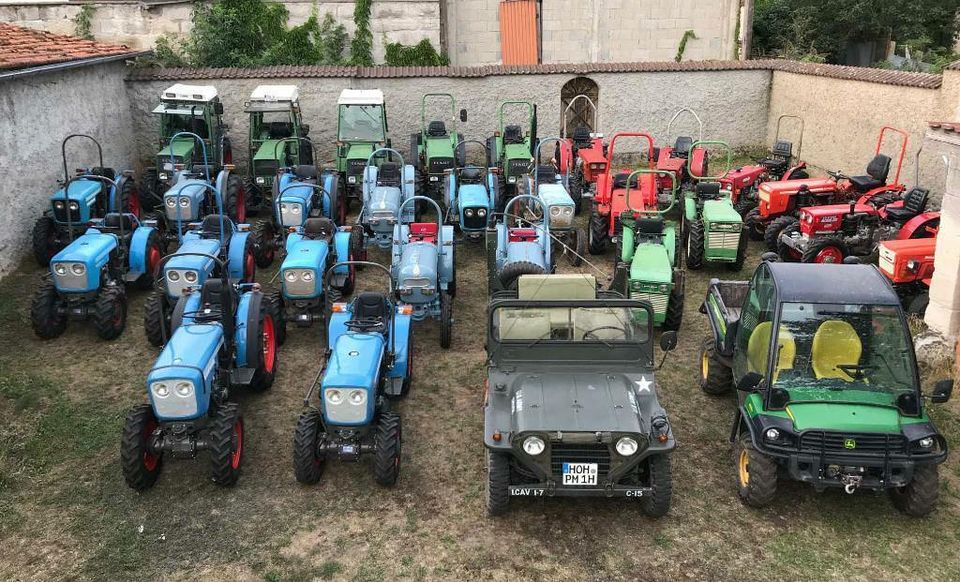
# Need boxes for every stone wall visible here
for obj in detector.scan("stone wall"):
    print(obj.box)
[0,60,136,277]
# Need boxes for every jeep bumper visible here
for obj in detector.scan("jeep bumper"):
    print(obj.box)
[508,484,653,498]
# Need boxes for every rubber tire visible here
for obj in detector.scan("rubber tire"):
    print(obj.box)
[733,196,756,218]
[776,223,801,262]
[293,409,326,485]
[764,216,798,252]
[120,404,162,491]
[686,220,705,270]
[117,176,139,217]
[209,403,244,487]
[348,227,364,273]
[744,208,765,242]
[498,260,545,290]
[92,285,126,341]
[588,206,609,255]
[32,216,59,266]
[242,175,263,213]
[251,219,277,268]
[889,463,939,517]
[373,412,402,487]
[570,168,585,215]
[266,290,287,346]
[242,237,257,283]
[440,291,453,349]
[801,236,848,264]
[735,432,778,507]
[663,287,683,332]
[249,300,278,392]
[907,292,930,317]
[486,449,511,517]
[138,168,161,210]
[400,333,413,397]
[699,338,732,395]
[640,454,673,518]
[143,291,170,348]
[223,174,246,223]
[727,229,748,271]
[563,227,586,266]
[30,280,67,339]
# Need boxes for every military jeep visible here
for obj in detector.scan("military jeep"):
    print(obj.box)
[484,274,678,517]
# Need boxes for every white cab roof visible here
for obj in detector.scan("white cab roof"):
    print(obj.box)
[338,89,384,106]
[250,85,299,103]
[162,84,218,102]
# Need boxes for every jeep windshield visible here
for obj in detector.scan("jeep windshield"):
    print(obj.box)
[338,105,386,141]
[769,302,918,403]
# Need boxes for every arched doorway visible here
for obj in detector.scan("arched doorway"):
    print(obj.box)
[560,77,599,137]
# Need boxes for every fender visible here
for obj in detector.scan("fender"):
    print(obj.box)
[781,163,808,181]
[227,230,251,280]
[447,172,458,210]
[234,291,261,369]
[496,222,508,262]
[896,212,940,240]
[387,312,412,379]
[390,224,406,273]
[664,223,677,266]
[689,147,708,179]
[860,184,904,204]
[327,309,351,347]
[402,164,417,201]
[215,169,232,214]
[362,166,378,204]
[683,196,697,222]
[487,172,499,210]
[620,225,635,262]
[127,225,159,277]
[439,225,455,287]
[333,230,352,275]
[322,171,338,219]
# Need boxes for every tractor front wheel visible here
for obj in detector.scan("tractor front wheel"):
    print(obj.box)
[92,285,127,341]
[138,168,162,211]
[562,228,586,266]
[570,169,585,215]
[293,409,326,485]
[889,463,939,517]
[801,237,848,264]
[30,280,67,339]
[764,216,798,252]
[699,338,732,395]
[118,176,140,218]
[663,287,684,332]
[251,219,277,268]
[266,290,287,346]
[440,291,453,349]
[32,216,60,266]
[120,404,162,491]
[777,223,801,262]
[588,207,609,255]
[686,220,705,270]
[373,412,402,486]
[486,449,511,516]
[135,231,164,290]
[209,403,244,486]
[348,227,365,274]
[249,301,278,392]
[143,291,170,347]
[735,432,778,507]
[744,208,766,241]
[640,454,673,518]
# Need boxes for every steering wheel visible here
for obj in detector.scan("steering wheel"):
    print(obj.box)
[827,170,848,181]
[836,363,876,381]
[345,317,385,332]
[582,326,626,341]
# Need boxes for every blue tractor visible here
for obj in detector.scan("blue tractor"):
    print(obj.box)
[293,261,411,487]
[32,135,142,266]
[359,148,417,250]
[250,137,346,268]
[522,137,585,266]
[486,194,553,293]
[120,254,279,490]
[442,140,500,240]
[31,173,165,340]
[391,196,455,348]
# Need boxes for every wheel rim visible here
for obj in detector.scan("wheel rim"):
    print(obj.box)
[738,450,750,486]
[701,351,709,380]
[814,246,843,263]
[231,420,243,469]
[142,419,159,471]
[262,315,276,373]
[146,245,161,278]
[245,250,255,282]
[236,185,246,223]
[128,190,141,218]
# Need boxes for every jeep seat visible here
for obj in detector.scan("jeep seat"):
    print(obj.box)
[671,136,693,158]
[352,292,390,322]
[293,165,319,180]
[200,214,234,246]
[849,154,891,192]
[302,217,335,242]
[460,167,483,184]
[377,163,401,186]
[884,187,929,222]
[427,121,448,137]
[811,320,862,381]
[503,125,524,145]
[747,322,796,382]
[696,183,722,199]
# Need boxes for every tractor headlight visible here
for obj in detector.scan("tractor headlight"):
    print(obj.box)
[54,201,65,210]
[179,197,190,208]
[69,202,79,211]
[907,260,920,272]
[165,197,177,208]
[291,205,301,214]
[550,206,561,216]
[283,269,316,295]
[158,172,169,182]
[174,381,194,397]
[348,176,357,184]
[255,176,265,185]
[302,271,313,282]
[70,263,86,276]
[284,270,298,282]
[54,263,67,275]
[659,283,670,293]
[522,436,546,456]
[349,389,366,405]
[478,208,487,217]
[167,270,181,282]
[616,436,639,456]
[563,207,573,216]
[465,208,475,217]
[508,176,517,184]
[184,271,198,283]
[326,389,343,405]
[151,382,170,398]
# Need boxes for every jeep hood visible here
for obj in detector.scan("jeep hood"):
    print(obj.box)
[510,373,646,434]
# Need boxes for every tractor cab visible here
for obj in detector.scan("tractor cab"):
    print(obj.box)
[413,94,463,197]
[360,148,416,249]
[245,85,311,200]
[336,89,389,199]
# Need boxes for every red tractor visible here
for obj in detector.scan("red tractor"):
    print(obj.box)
[776,185,939,264]
[746,126,910,251]
[587,132,659,254]
[654,108,708,205]
[720,114,809,215]
[878,236,936,316]
[557,95,606,215]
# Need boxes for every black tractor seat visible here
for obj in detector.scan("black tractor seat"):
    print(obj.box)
[503,125,524,145]
[102,212,137,232]
[612,172,640,190]
[849,154,891,192]
[264,121,293,139]
[636,216,664,236]
[190,164,216,179]
[197,278,237,317]
[770,139,793,160]
[427,120,448,137]
[200,214,234,246]
[884,187,929,222]
[459,167,484,184]
[349,292,391,332]
[535,164,558,183]
[302,217,336,242]
[696,182,722,199]
[89,166,117,181]
[572,126,592,146]
[293,164,319,180]
[672,136,693,158]
[378,162,401,187]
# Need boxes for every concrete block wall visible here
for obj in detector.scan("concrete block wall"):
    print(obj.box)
[927,128,960,339]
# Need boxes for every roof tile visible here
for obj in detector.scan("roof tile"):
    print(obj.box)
[0,22,137,71]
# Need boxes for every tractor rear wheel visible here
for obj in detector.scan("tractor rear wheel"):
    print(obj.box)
[223,174,246,224]
[764,216,798,252]
[251,219,277,268]
[249,299,278,392]
[120,404,162,491]
[727,229,748,271]
[498,260,545,290]
[92,285,127,340]
[562,228,586,266]
[373,412,402,486]
[889,463,939,517]
[907,292,930,317]
[440,291,453,349]
[570,168,585,215]
[734,196,756,217]
[777,223,801,262]
[686,220,705,270]
[143,291,170,347]
[744,208,765,241]
[116,176,140,217]
[209,403,244,487]
[32,216,59,266]
[663,287,684,332]
[242,238,256,283]
[266,290,287,346]
[486,449,511,516]
[801,237,848,264]
[735,432,778,507]
[242,176,263,213]
[588,206,609,255]
[699,338,732,395]
[135,231,164,290]
[30,280,67,339]
[640,454,673,518]
[293,408,326,485]
[348,227,365,273]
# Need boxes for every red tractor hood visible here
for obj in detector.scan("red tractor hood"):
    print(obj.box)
[802,203,877,219]
[760,177,836,196]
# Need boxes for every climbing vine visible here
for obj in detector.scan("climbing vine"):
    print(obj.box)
[675,30,698,62]
[350,0,374,66]
[74,4,96,41]
[384,38,449,66]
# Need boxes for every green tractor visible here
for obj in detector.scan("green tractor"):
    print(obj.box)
[411,93,467,199]
[140,84,233,213]
[682,141,747,271]
[612,169,683,331]
[243,85,312,212]
[486,100,538,204]
[336,89,390,220]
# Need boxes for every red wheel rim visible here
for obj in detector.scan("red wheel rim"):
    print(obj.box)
[814,246,843,263]
[128,191,142,218]
[261,314,276,373]
[230,420,243,469]
[244,250,255,282]
[236,185,246,223]
[146,245,161,278]
[143,419,159,471]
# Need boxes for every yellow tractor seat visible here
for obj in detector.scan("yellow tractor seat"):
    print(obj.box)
[747,322,796,382]
[811,320,862,381]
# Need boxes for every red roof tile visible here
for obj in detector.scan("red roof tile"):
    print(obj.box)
[0,22,137,71]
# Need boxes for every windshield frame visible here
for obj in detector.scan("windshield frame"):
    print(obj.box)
[337,103,386,142]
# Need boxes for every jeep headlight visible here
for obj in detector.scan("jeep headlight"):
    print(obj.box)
[615,436,639,456]
[70,263,86,276]
[522,436,545,456]
[151,382,170,398]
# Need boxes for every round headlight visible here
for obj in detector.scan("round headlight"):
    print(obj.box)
[284,271,298,282]
[280,203,288,212]
[255,176,265,185]
[550,206,561,216]
[184,271,197,283]
[175,381,194,397]
[70,263,86,276]
[54,201,65,210]
[765,428,781,441]
[291,205,301,214]
[919,437,934,448]
[563,207,573,215]
[302,271,314,282]
[179,197,190,208]
[465,209,474,217]
[349,390,366,405]
[616,437,639,456]
[165,197,176,208]
[522,436,546,456]
[54,263,67,275]
[326,389,343,405]
[168,270,181,282]
[69,202,79,211]
[478,208,487,217]
[152,382,170,398]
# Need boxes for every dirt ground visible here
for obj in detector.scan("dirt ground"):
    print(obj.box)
[1,200,959,582]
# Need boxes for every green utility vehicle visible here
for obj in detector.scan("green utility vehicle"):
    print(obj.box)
[336,89,390,217]
[682,141,747,271]
[487,101,538,203]
[411,93,466,198]
[700,260,953,516]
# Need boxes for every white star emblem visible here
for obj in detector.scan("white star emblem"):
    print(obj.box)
[635,376,652,393]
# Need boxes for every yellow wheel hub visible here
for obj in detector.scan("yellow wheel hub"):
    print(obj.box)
[701,351,709,380]
[738,450,750,486]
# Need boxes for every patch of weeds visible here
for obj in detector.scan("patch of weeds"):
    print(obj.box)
[319,560,343,580]
[353,562,384,582]
[0,364,55,411]
[24,400,123,469]
[653,533,673,549]
[405,508,418,532]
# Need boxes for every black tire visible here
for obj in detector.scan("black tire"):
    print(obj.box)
[30,280,67,339]
[400,334,413,398]
[117,176,139,217]
[570,168,585,215]
[889,463,939,517]
[907,292,930,317]
[735,432,778,507]
[486,449,511,516]
[223,173,246,223]
[242,237,256,283]
[733,196,756,218]
[267,290,287,346]
[776,223,801,262]
[143,291,170,347]
[209,403,244,487]
[440,291,453,349]
[120,404,162,491]
[640,454,673,518]
[373,412,402,487]
[249,298,279,392]
[324,287,343,319]
[744,207,765,242]
[242,176,264,212]
[562,228,586,266]
[663,286,683,332]
[293,409,326,485]
[410,133,421,167]
[498,260,545,290]
[485,136,498,169]
[699,338,732,395]
[588,206,609,255]
[251,219,277,268]
[92,285,126,341]
[32,216,60,266]
[727,229,748,271]
[686,220,705,270]
[801,236,848,264]
[764,215,798,252]
[447,261,457,299]
[138,168,162,211]
[348,227,364,274]
[135,231,164,290]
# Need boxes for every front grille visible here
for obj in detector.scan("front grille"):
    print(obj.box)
[629,291,668,315]
[707,229,742,250]
[53,206,81,223]
[550,443,611,479]
[255,159,279,177]
[429,157,454,174]
[463,210,487,230]
[799,432,907,455]
[508,158,530,176]
[347,159,366,176]
[878,250,895,276]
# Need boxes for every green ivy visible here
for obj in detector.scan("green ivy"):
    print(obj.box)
[350,0,374,66]
[73,4,96,41]
[384,38,449,66]
[675,30,697,62]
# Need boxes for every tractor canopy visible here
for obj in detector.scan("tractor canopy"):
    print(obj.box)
[147,322,223,421]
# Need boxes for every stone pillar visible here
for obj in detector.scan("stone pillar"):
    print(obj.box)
[925,125,960,340]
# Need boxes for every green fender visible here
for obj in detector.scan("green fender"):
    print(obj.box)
[621,226,634,262]
[664,223,677,267]
[683,195,697,222]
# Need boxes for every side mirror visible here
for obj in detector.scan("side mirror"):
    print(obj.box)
[460,109,468,122]
[737,372,764,392]
[931,379,953,403]
[301,124,311,136]
[659,330,678,352]
[213,102,224,116]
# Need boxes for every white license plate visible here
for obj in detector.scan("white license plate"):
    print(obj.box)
[562,462,598,486]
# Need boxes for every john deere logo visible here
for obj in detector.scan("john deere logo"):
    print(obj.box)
[844,438,857,449]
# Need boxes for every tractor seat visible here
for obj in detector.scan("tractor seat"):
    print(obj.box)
[89,167,116,181]
[612,172,640,190]
[190,117,210,138]
[849,154,891,192]
[378,162,401,186]
[884,187,929,222]
[200,214,234,245]
[352,292,390,322]
[696,183,722,199]
[409,222,438,243]
[672,136,693,158]
[191,164,216,178]
[265,122,293,139]
[636,216,664,235]
[572,126,592,146]
[460,167,483,184]
[811,320,862,381]
[503,125,524,145]
[293,165,319,180]
[102,212,136,232]
[536,164,558,183]
[509,228,538,243]
[770,139,793,159]
[198,278,237,314]
[302,217,335,242]
[427,120,448,137]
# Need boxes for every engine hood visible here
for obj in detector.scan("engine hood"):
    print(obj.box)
[629,243,672,283]
[778,389,910,433]
[458,183,491,209]
[537,182,574,206]
[282,238,329,271]
[253,139,288,162]
[50,179,100,204]
[158,137,196,160]
[53,230,116,265]
[701,199,742,223]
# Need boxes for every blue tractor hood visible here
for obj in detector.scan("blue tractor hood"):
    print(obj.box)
[147,323,224,420]
[163,177,211,223]
[166,238,220,271]
[53,230,116,265]
[322,333,385,390]
[458,183,491,209]
[537,182,574,207]
[51,180,100,205]
[282,237,330,271]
